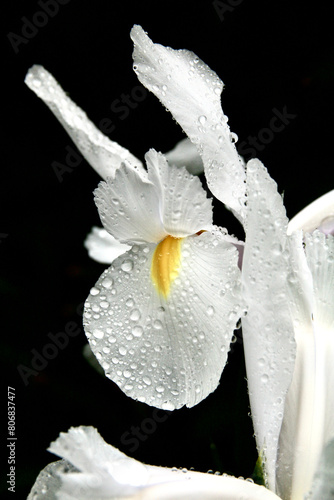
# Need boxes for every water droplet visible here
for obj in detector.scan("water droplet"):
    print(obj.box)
[143,376,151,385]
[198,115,207,125]
[207,305,215,316]
[121,260,134,272]
[119,346,127,356]
[271,243,282,256]
[93,329,104,339]
[132,325,143,338]
[130,309,141,321]
[261,374,269,383]
[90,287,100,296]
[101,278,113,289]
[153,320,163,330]
[156,385,165,393]
[230,132,238,143]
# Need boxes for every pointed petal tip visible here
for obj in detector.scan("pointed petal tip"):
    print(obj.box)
[130,24,146,42]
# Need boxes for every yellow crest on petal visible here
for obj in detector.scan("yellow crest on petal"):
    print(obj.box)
[151,235,183,298]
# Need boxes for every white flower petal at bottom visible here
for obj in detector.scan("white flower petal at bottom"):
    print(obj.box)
[84,231,243,410]
[28,426,280,500]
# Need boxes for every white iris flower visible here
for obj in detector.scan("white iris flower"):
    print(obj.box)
[25,47,245,411]
[25,25,334,500]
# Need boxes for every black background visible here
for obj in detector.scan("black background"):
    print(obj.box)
[2,0,334,497]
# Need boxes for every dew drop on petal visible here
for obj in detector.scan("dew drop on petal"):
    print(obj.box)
[206,305,215,316]
[261,374,269,383]
[121,260,134,272]
[101,278,113,289]
[143,376,152,386]
[132,326,143,338]
[198,115,207,125]
[130,309,141,321]
[93,329,104,339]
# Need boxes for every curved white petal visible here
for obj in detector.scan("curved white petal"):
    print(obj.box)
[94,149,213,245]
[25,65,144,179]
[94,161,164,244]
[276,231,334,500]
[241,159,296,492]
[287,190,334,236]
[131,26,246,222]
[84,231,242,410]
[145,149,213,236]
[28,426,280,500]
[165,137,204,175]
[307,437,334,500]
[84,226,131,264]
[135,477,280,500]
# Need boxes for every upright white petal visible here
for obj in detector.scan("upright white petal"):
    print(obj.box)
[84,226,131,264]
[84,231,242,410]
[277,231,334,500]
[145,149,212,237]
[165,137,204,175]
[28,426,280,500]
[241,159,296,492]
[94,150,213,245]
[131,26,246,222]
[94,161,164,245]
[287,190,334,235]
[25,65,144,179]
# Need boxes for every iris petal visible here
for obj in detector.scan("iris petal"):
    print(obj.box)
[94,149,213,245]
[241,159,296,492]
[276,231,334,500]
[165,137,204,175]
[84,226,131,264]
[84,231,242,409]
[25,65,144,180]
[131,26,246,222]
[28,426,281,500]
